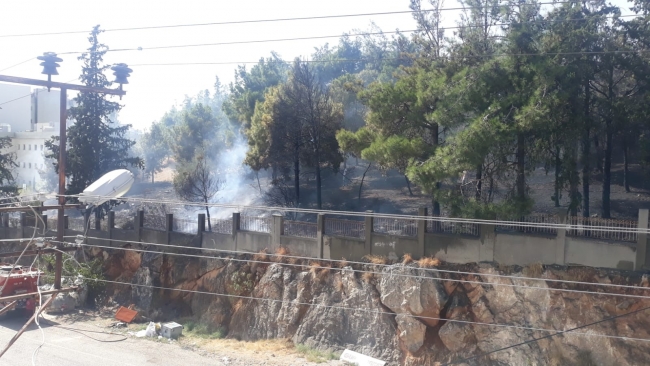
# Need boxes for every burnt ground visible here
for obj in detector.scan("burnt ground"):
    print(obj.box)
[124,158,650,220]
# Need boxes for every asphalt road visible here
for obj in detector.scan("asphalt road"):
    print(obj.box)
[0,313,218,366]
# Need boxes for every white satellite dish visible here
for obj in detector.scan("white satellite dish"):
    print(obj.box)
[78,169,134,206]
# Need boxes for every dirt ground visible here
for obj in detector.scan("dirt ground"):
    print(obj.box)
[0,308,347,366]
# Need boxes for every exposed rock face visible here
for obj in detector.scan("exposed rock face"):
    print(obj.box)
[97,248,650,366]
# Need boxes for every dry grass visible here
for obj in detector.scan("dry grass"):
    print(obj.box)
[523,262,544,278]
[337,258,349,268]
[252,249,269,263]
[402,253,414,265]
[418,257,441,268]
[273,247,290,263]
[364,254,388,265]
[362,271,375,283]
[309,261,322,276]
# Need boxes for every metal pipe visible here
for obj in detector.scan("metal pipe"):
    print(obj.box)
[0,287,76,303]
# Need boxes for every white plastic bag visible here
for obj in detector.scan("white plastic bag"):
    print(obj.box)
[145,321,156,337]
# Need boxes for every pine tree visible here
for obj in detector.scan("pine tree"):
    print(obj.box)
[46,25,143,198]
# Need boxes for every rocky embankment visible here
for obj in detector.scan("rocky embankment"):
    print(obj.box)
[92,245,650,365]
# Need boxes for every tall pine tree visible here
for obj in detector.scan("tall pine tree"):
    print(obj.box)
[46,25,143,197]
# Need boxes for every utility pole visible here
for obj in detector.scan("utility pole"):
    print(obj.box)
[0,56,131,290]
[0,53,131,357]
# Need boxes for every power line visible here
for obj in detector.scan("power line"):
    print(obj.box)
[0,2,573,39]
[0,57,35,73]
[441,305,650,365]
[46,272,650,344]
[57,236,650,294]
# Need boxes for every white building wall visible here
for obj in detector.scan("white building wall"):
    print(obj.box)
[0,83,31,132]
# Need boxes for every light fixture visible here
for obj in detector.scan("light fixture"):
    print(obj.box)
[111,63,132,99]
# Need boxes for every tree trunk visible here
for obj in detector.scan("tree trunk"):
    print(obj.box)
[582,79,591,218]
[151,172,154,184]
[316,163,322,210]
[205,203,212,232]
[256,171,262,193]
[358,162,371,202]
[623,139,630,192]
[516,133,525,202]
[431,123,441,215]
[568,146,580,217]
[602,127,613,218]
[432,181,441,216]
[554,146,561,207]
[594,136,603,173]
[294,153,300,208]
[405,175,413,196]
[475,163,483,201]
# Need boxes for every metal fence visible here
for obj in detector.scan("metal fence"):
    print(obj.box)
[496,214,559,235]
[68,217,85,231]
[207,218,233,234]
[324,218,365,239]
[567,216,637,243]
[240,216,272,233]
[284,220,317,239]
[373,217,417,237]
[143,215,167,231]
[427,218,480,237]
[173,218,198,234]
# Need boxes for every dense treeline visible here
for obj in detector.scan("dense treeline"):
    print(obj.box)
[151,0,650,219]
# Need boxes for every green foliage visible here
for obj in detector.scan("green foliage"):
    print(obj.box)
[0,137,17,186]
[45,25,143,201]
[41,254,105,304]
[139,122,169,183]
[228,271,254,296]
[182,320,226,339]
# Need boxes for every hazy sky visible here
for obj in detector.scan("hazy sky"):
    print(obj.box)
[0,0,633,131]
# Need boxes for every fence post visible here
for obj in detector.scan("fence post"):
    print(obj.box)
[364,210,373,256]
[232,213,240,249]
[135,210,144,242]
[555,212,567,265]
[317,214,327,259]
[636,209,649,270]
[64,215,69,230]
[42,214,47,231]
[166,213,173,245]
[108,211,115,229]
[417,207,427,259]
[478,223,495,263]
[272,214,283,248]
[19,212,26,227]
[2,213,7,228]
[94,214,101,230]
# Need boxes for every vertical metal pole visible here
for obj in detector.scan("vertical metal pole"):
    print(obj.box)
[54,88,67,290]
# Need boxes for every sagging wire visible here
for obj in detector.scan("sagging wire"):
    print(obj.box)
[31,253,44,366]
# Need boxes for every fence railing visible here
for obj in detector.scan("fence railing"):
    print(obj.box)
[284,220,317,239]
[143,215,167,231]
[324,218,365,239]
[173,218,198,234]
[206,218,233,234]
[373,217,417,237]
[427,218,480,237]
[496,214,559,235]
[567,216,637,243]
[240,216,272,233]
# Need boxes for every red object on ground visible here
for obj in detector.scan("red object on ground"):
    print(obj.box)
[0,265,42,311]
[115,306,138,323]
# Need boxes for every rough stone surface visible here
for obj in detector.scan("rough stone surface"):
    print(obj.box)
[395,314,426,354]
[95,247,650,366]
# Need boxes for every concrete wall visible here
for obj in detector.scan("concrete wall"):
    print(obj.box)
[2,209,648,273]
[425,234,481,264]
[280,236,319,257]
[327,236,366,261]
[566,237,636,270]
[370,233,419,261]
